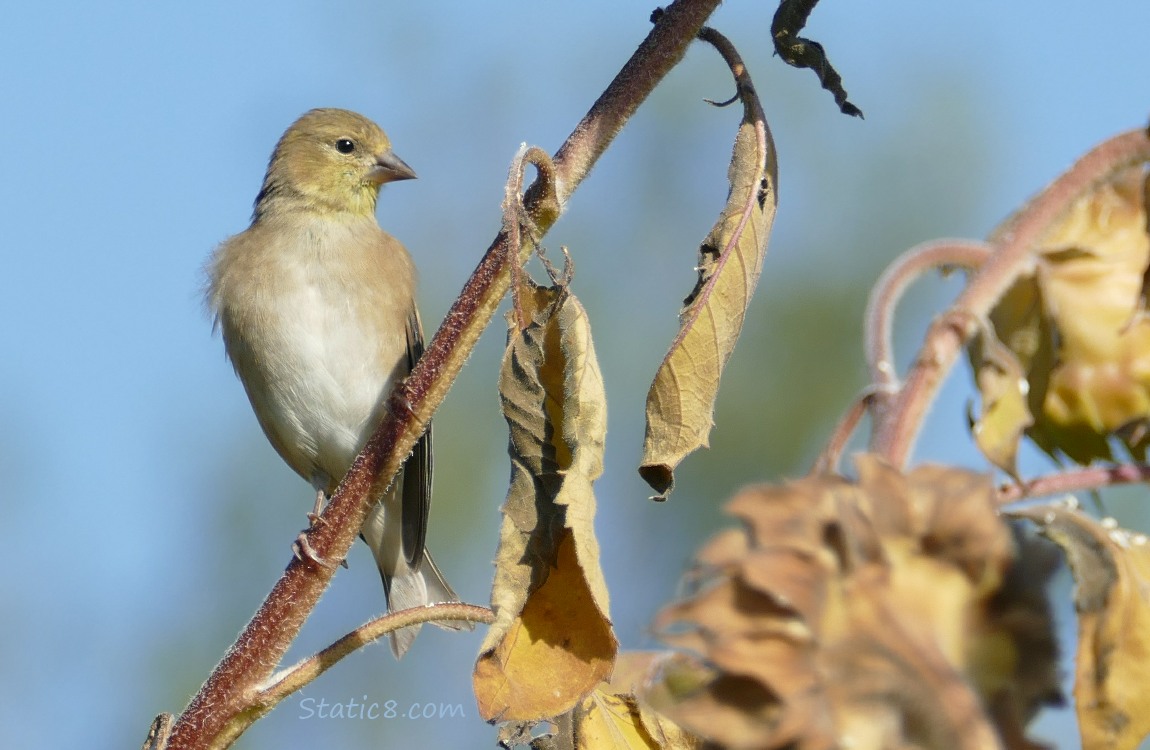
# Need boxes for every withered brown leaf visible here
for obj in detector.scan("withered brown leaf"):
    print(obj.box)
[971,163,1150,467]
[474,281,616,723]
[770,0,862,118]
[640,34,778,500]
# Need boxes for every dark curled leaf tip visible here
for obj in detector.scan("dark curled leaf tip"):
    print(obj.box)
[771,0,863,118]
[704,92,740,108]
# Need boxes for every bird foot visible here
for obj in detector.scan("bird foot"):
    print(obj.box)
[292,530,339,570]
[308,488,328,524]
[388,389,430,433]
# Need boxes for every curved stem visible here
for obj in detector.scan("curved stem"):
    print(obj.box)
[813,389,874,474]
[263,603,494,701]
[869,128,1150,467]
[209,604,495,749]
[998,464,1150,505]
[864,239,992,393]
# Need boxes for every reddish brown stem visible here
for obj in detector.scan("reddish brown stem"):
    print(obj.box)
[998,464,1150,505]
[813,389,874,474]
[863,239,992,394]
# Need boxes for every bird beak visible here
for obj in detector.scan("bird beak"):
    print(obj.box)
[370,151,417,184]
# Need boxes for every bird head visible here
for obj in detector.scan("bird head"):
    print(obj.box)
[254,108,416,219]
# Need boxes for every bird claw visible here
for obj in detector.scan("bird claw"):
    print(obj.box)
[296,489,348,569]
[389,389,419,420]
[292,531,339,570]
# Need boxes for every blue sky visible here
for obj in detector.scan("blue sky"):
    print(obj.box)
[3,2,1150,748]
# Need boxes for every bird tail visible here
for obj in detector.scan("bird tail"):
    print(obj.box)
[380,548,471,658]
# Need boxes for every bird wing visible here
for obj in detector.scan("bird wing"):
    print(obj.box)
[401,307,431,569]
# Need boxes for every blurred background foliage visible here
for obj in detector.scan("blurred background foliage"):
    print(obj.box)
[2,2,1149,748]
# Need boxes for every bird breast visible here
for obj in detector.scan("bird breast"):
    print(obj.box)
[213,214,417,488]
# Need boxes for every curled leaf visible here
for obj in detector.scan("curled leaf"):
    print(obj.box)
[640,32,778,499]
[601,652,704,750]
[770,0,863,117]
[474,281,616,723]
[558,685,700,750]
[549,652,702,750]
[1039,167,1150,457]
[971,163,1150,466]
[968,319,1036,478]
[571,691,655,750]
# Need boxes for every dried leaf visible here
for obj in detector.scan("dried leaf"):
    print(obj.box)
[648,457,1060,749]
[972,163,1150,465]
[567,688,700,750]
[770,0,863,118]
[570,691,655,750]
[475,282,616,723]
[1039,168,1150,459]
[640,42,778,499]
[1010,505,1150,750]
[968,326,1035,477]
[477,531,616,724]
[542,654,702,750]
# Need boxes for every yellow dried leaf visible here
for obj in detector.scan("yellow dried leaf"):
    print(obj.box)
[474,281,616,722]
[569,684,701,750]
[1010,505,1150,750]
[544,655,702,750]
[1039,163,1150,455]
[640,52,778,500]
[1040,169,1149,367]
[601,652,704,750]
[632,705,701,750]
[973,164,1150,465]
[571,690,657,750]
[476,531,616,723]
[968,327,1035,477]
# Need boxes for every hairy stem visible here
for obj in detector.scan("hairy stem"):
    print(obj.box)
[813,389,874,474]
[863,239,992,409]
[998,464,1150,505]
[209,605,495,748]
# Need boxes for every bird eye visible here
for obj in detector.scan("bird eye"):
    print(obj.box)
[335,138,356,154]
